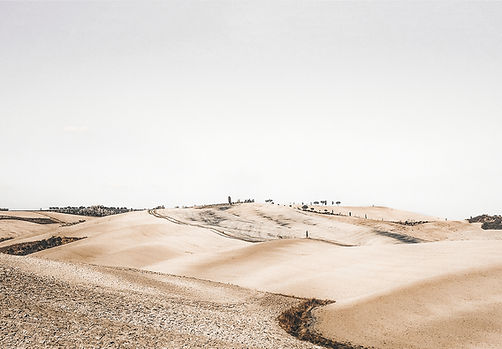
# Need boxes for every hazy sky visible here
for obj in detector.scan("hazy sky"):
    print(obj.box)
[1,1,501,219]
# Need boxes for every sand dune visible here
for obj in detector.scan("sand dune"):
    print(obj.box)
[146,239,502,301]
[2,203,502,348]
[0,210,93,222]
[0,211,96,244]
[0,220,53,243]
[35,211,247,268]
[160,204,419,246]
[315,266,502,349]
[161,204,502,245]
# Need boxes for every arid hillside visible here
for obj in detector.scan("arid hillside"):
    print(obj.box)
[1,203,502,348]
[0,254,321,349]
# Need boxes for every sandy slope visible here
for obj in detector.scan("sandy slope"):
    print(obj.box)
[0,211,96,244]
[35,211,247,268]
[2,203,502,348]
[146,239,502,300]
[0,210,94,222]
[315,266,502,349]
[0,220,53,243]
[160,204,502,245]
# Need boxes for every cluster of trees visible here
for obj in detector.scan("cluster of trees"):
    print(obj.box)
[227,196,255,205]
[468,214,502,230]
[0,208,8,211]
[231,199,255,204]
[300,205,354,218]
[47,205,136,217]
[304,201,341,206]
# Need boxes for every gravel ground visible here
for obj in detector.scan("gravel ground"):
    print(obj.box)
[0,254,322,348]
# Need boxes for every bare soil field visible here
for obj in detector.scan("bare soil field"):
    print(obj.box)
[1,203,502,348]
[0,254,324,349]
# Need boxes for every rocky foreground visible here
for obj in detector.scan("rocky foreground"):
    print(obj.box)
[0,254,323,349]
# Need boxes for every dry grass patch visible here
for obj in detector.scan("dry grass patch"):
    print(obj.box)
[278,299,372,349]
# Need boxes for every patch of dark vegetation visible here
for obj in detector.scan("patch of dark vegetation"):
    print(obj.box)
[257,212,290,227]
[60,219,86,227]
[199,210,226,225]
[392,220,429,226]
[45,205,137,217]
[194,203,229,209]
[0,215,59,224]
[0,236,85,256]
[374,230,424,244]
[278,299,371,349]
[481,221,502,230]
[300,207,347,218]
[195,200,254,209]
[468,214,502,230]
[0,208,8,211]
[0,237,14,243]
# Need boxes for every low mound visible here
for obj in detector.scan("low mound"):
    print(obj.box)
[158,203,502,246]
[0,211,97,243]
[147,239,502,301]
[314,266,502,349]
[157,204,433,246]
[34,210,248,268]
[0,236,85,256]
[0,215,58,225]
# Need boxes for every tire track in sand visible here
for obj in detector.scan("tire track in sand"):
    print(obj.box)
[148,209,266,243]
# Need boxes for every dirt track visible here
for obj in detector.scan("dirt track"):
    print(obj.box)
[148,209,267,243]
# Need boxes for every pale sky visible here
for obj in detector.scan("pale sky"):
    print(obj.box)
[1,1,501,219]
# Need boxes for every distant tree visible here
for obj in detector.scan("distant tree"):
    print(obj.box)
[302,205,309,210]
[336,201,341,205]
